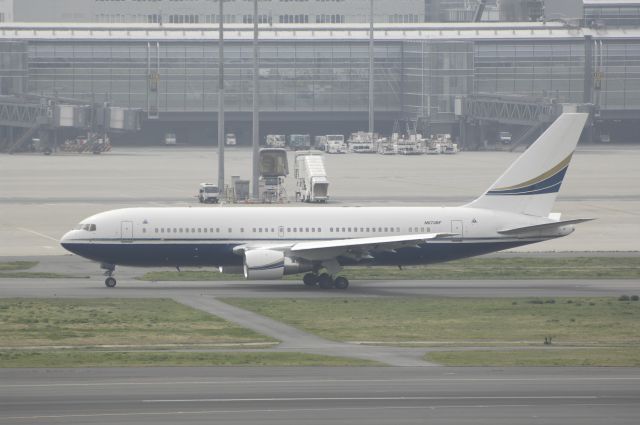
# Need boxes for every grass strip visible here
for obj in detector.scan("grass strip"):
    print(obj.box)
[0,298,274,347]
[0,272,85,279]
[138,257,640,281]
[0,350,379,368]
[0,261,38,271]
[223,297,640,346]
[426,348,640,367]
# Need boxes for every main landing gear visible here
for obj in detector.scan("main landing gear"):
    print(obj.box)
[303,272,349,290]
[101,263,117,288]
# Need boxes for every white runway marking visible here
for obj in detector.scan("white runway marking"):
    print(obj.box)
[16,227,59,242]
[143,396,600,403]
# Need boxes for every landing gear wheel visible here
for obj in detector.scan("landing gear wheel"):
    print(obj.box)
[318,273,333,289]
[104,277,117,288]
[333,276,349,290]
[303,273,318,287]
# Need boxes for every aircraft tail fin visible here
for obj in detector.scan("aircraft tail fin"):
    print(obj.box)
[465,113,588,217]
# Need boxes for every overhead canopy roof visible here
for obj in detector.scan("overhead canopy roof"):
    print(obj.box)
[1,22,640,42]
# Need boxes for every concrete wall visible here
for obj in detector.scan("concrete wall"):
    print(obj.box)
[544,0,583,23]
[0,0,13,22]
[14,0,93,23]
[12,0,425,24]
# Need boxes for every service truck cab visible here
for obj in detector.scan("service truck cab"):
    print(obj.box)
[198,183,220,204]
[225,133,237,146]
[164,133,177,145]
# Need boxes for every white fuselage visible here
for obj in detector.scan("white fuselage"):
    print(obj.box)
[60,206,571,269]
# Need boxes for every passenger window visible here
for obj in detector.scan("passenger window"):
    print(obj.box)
[253,228,256,232]
[179,228,183,233]
[293,228,297,233]
[228,228,232,233]
[198,228,201,233]
[142,228,146,233]
[216,228,220,233]
[204,228,207,233]
[421,227,425,232]
[342,227,346,232]
[311,228,315,233]
[330,227,333,232]
[287,228,291,232]
[154,228,158,233]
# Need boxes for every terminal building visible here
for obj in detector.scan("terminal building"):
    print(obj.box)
[2,1,640,147]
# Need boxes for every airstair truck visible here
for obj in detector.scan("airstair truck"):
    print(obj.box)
[295,151,329,203]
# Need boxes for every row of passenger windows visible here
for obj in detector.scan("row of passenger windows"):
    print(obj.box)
[146,226,432,235]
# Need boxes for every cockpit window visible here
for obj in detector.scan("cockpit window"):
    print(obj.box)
[76,223,97,231]
[89,224,96,231]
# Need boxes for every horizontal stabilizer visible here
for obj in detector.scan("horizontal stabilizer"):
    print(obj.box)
[498,219,594,235]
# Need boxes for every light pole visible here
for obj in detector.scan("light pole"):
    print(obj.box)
[217,0,225,195]
[251,0,260,200]
[368,0,375,134]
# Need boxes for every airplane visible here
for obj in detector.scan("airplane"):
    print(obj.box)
[60,113,592,289]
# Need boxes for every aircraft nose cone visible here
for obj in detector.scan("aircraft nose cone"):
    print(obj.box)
[60,230,76,251]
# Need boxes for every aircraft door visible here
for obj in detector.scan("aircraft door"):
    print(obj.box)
[121,221,133,242]
[451,220,463,241]
[278,226,285,238]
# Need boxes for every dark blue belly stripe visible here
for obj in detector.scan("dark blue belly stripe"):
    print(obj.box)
[61,240,536,268]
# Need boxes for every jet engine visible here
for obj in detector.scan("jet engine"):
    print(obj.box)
[243,249,312,280]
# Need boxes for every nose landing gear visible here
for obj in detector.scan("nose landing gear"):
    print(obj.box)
[101,263,117,288]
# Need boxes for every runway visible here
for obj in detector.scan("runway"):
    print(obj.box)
[1,367,639,425]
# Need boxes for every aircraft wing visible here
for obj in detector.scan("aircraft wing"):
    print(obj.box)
[289,233,454,261]
[233,233,454,262]
[497,218,594,235]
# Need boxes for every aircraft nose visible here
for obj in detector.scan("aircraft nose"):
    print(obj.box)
[60,230,75,250]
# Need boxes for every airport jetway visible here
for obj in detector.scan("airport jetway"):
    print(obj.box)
[456,94,593,150]
[0,95,142,153]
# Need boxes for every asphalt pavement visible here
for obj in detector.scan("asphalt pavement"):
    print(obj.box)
[1,367,638,425]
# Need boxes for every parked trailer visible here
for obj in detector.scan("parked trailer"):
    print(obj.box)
[288,134,311,151]
[266,134,286,148]
[349,132,376,153]
[295,150,329,203]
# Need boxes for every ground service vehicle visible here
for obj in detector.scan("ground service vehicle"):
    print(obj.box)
[295,151,329,203]
[198,183,220,204]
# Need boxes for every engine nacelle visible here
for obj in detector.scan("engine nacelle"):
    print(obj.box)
[243,249,312,280]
